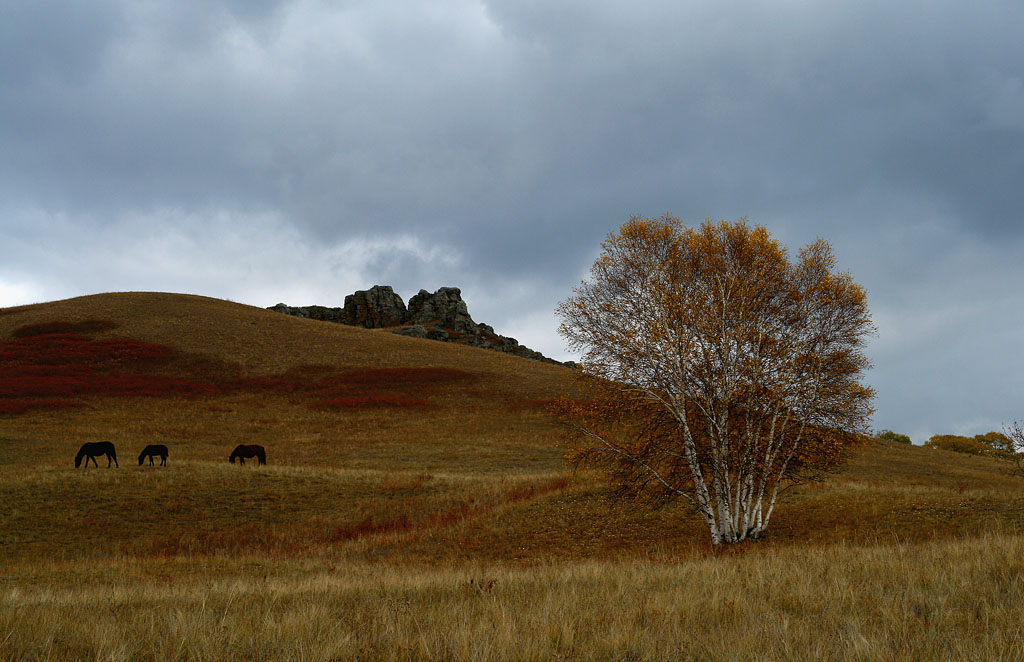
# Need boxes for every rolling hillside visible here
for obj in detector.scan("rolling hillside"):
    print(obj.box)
[3,292,1024,660]
[2,291,1023,562]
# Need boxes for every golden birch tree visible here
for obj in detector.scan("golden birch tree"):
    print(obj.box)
[556,215,875,545]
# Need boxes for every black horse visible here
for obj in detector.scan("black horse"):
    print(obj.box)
[229,444,266,466]
[75,441,118,468]
[138,444,168,466]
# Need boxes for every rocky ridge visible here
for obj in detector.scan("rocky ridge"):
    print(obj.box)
[269,286,572,367]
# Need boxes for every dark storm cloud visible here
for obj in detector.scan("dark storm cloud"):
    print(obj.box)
[5,0,1022,246]
[2,0,1024,439]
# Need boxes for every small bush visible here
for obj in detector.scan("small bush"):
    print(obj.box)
[877,430,912,444]
[923,432,1014,458]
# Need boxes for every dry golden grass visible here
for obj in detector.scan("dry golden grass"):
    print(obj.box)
[3,535,1024,660]
[3,292,1024,660]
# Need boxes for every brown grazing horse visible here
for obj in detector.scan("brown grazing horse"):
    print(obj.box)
[75,441,118,468]
[138,444,168,466]
[229,444,266,466]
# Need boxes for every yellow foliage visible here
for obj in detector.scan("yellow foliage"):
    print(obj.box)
[556,216,875,544]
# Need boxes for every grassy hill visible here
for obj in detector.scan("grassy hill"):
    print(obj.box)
[3,292,1024,660]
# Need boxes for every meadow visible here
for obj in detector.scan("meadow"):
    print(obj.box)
[2,292,1023,660]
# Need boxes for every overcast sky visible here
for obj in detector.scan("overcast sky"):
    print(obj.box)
[2,0,1023,442]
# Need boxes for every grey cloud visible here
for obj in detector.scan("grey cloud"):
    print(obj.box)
[3,0,1024,439]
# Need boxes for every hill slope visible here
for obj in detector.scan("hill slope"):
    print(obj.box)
[0,292,581,562]
[1,291,1023,566]
[5,292,1024,660]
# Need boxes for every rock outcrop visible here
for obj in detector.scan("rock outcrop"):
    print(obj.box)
[269,286,570,367]
[267,303,344,322]
[342,285,407,328]
[407,287,474,333]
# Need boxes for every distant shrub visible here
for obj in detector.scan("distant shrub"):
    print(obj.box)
[923,432,1014,459]
[877,430,912,444]
[975,431,1013,453]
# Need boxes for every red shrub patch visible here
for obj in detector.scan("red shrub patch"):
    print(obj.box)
[89,375,219,397]
[0,372,87,398]
[231,376,305,392]
[0,323,478,417]
[0,329,216,415]
[0,399,85,415]
[324,515,415,542]
[0,334,174,366]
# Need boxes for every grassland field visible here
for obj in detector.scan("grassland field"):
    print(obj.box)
[2,292,1024,660]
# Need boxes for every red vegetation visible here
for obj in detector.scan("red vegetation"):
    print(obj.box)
[231,376,306,393]
[506,476,570,503]
[0,399,86,415]
[1,321,479,415]
[324,515,416,542]
[0,329,214,415]
[0,333,174,366]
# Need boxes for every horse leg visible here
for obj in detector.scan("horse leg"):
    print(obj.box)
[89,455,97,468]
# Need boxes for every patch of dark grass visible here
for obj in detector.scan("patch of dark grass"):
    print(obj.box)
[11,319,119,338]
[316,394,433,410]
[328,367,476,387]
